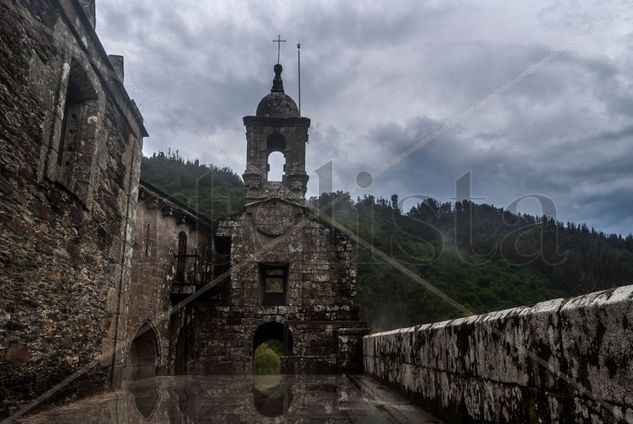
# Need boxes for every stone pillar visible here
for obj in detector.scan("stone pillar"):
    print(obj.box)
[337,327,370,373]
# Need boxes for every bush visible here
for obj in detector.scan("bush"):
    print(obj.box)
[254,343,280,375]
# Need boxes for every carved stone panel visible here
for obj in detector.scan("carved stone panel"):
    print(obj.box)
[251,201,299,237]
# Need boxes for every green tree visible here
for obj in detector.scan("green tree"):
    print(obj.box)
[254,343,281,375]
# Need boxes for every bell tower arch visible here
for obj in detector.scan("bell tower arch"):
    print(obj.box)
[242,64,310,202]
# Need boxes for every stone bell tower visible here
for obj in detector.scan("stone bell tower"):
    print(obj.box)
[189,62,368,375]
[242,64,310,202]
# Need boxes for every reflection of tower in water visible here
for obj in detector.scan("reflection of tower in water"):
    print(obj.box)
[129,380,160,420]
[252,375,293,418]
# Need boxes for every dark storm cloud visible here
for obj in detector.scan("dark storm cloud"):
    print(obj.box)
[96,0,633,235]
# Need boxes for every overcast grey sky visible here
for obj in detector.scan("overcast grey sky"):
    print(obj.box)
[96,0,633,235]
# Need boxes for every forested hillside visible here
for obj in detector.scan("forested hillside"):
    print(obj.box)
[313,192,633,329]
[140,151,245,219]
[140,153,633,330]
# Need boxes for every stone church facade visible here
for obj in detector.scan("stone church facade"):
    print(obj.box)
[0,0,366,416]
[125,65,368,378]
[189,64,368,374]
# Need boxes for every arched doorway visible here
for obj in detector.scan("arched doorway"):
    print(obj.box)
[253,322,292,374]
[127,323,159,381]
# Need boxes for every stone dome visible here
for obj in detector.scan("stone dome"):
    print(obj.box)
[256,92,299,118]
[255,64,300,118]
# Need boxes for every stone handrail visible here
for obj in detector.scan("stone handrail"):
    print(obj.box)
[364,285,633,423]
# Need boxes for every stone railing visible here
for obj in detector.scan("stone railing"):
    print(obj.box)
[363,285,633,423]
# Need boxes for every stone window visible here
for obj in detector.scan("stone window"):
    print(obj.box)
[125,323,159,381]
[144,224,151,256]
[49,59,100,206]
[260,264,288,306]
[175,232,187,282]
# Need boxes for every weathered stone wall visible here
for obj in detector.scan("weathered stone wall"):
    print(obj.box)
[119,183,213,382]
[364,285,633,423]
[0,0,145,416]
[191,200,368,374]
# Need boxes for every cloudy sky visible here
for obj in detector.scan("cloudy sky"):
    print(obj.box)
[96,0,633,235]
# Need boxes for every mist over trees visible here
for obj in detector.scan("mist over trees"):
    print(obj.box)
[141,153,633,330]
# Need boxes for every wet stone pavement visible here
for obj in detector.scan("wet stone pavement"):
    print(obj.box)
[20,375,443,423]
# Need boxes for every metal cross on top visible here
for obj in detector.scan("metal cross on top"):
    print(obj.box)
[272,34,287,64]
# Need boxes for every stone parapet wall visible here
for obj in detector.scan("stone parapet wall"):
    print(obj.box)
[363,286,633,423]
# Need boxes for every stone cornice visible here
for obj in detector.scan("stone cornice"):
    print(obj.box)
[243,116,311,128]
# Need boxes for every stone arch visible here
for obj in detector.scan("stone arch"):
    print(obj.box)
[266,132,286,182]
[254,322,283,350]
[266,131,286,153]
[267,151,285,182]
[253,321,293,370]
[126,322,160,381]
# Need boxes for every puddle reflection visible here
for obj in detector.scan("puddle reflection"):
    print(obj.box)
[129,384,159,419]
[251,375,293,417]
[20,375,433,424]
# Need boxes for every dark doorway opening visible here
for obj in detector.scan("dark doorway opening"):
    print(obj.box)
[253,322,292,374]
[127,323,159,381]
